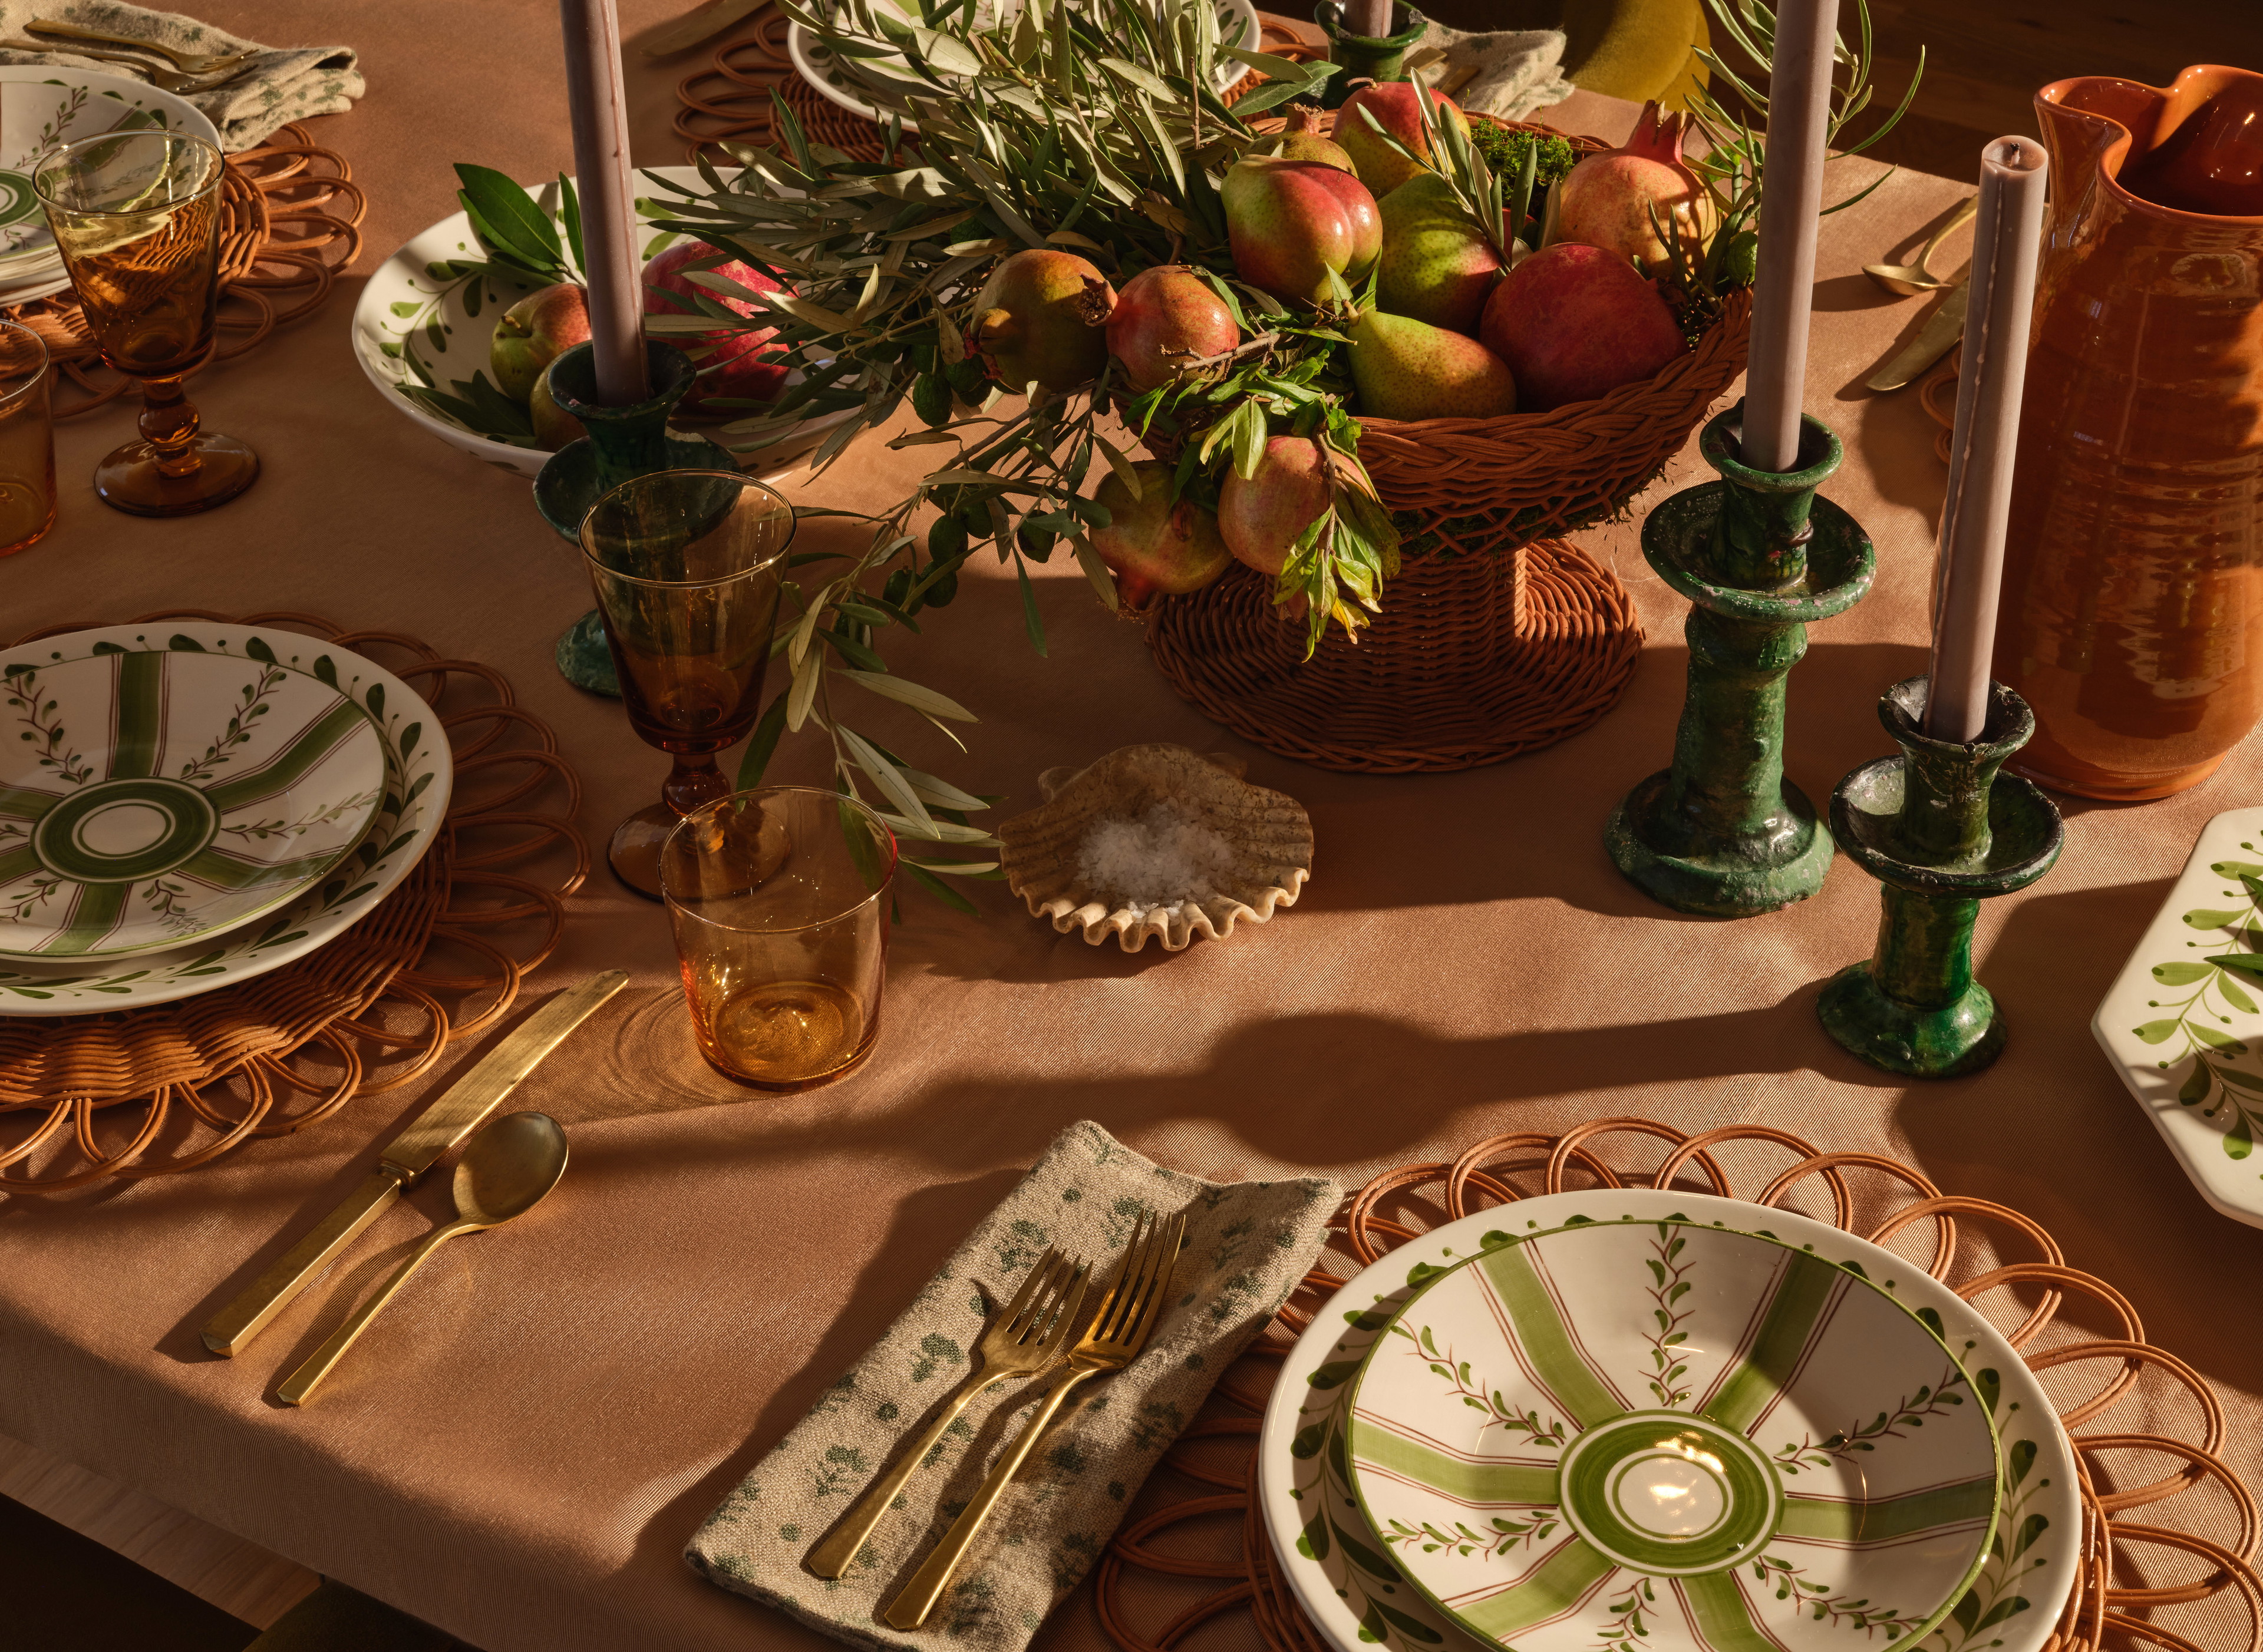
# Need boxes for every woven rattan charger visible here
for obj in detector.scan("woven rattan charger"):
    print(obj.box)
[0,122,365,420]
[1097,1118,2261,1652]
[0,612,588,1194]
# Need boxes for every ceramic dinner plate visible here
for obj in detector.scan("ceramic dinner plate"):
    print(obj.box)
[0,67,222,274]
[2093,805,2263,1229]
[0,640,384,959]
[786,0,1258,133]
[1259,1190,2081,1652]
[1344,1223,1995,1652]
[0,624,451,1015]
[351,166,854,481]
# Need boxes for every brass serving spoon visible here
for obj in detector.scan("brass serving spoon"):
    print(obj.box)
[1863,196,1978,297]
[277,1112,569,1406]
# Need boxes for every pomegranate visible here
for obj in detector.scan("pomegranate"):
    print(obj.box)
[1262,105,1357,174]
[1555,101,1717,273]
[1090,463,1232,609]
[1222,157,1380,305]
[1479,243,1687,411]
[642,242,789,413]
[1104,266,1241,392]
[971,249,1113,392]
[1219,437,1331,576]
[1335,82,1471,198]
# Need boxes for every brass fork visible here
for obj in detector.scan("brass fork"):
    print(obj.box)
[883,1208,1186,1628]
[804,1247,1088,1580]
[29,20,260,75]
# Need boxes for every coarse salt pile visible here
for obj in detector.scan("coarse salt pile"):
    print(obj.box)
[1073,802,1239,920]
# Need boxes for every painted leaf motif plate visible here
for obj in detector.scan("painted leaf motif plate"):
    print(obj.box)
[0,625,451,1016]
[0,643,384,959]
[1345,1221,1996,1652]
[2092,805,2263,1229]
[1259,1190,2080,1652]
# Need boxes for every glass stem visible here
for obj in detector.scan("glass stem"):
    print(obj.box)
[662,755,731,818]
[138,375,203,477]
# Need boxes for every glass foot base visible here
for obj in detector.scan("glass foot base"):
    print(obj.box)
[95,433,258,517]
[608,802,679,900]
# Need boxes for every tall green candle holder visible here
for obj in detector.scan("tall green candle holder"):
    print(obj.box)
[1312,1,1427,104]
[536,338,735,697]
[1818,676,2064,1078]
[1605,405,1876,917]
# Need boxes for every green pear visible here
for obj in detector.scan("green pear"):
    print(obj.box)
[1348,309,1517,422]
[1375,173,1503,336]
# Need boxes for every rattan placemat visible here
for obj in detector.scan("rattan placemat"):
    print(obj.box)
[1096,1119,2262,1652]
[2,123,365,421]
[0,611,586,1193]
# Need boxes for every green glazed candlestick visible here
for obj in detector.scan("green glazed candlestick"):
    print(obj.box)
[536,338,736,697]
[1312,1,1427,104]
[1606,405,1876,917]
[1819,676,2064,1079]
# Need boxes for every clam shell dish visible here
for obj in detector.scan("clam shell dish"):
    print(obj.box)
[998,744,1312,953]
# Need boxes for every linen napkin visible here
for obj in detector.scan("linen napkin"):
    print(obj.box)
[686,1120,1338,1651]
[0,1,362,150]
[1406,24,1572,123]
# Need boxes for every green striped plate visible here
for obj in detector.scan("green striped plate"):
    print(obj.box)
[0,640,386,959]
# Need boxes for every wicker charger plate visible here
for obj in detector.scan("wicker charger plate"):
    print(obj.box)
[0,612,586,1193]
[1,122,365,421]
[1096,1119,2263,1652]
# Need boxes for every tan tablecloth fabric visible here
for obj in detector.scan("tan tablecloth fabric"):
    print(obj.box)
[0,6,2256,1651]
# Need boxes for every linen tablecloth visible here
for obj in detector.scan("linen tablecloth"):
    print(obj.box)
[0,5,2257,1652]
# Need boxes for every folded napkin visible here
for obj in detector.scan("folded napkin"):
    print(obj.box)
[0,1,362,151]
[1407,23,1572,123]
[687,1120,1338,1651]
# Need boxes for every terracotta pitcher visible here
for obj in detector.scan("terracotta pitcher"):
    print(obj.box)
[1991,67,2263,800]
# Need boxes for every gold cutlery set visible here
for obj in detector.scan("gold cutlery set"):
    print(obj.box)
[807,1211,1187,1630]
[7,20,262,92]
[1865,194,1980,393]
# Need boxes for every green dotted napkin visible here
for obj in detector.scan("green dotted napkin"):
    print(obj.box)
[686,1120,1337,1650]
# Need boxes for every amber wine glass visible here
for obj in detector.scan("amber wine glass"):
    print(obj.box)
[581,470,794,898]
[661,787,896,1090]
[34,130,256,516]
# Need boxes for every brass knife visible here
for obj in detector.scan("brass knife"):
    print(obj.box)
[1866,280,1970,392]
[200,970,629,1357]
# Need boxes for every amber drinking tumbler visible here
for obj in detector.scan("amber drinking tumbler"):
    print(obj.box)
[581,470,793,897]
[0,321,55,553]
[661,788,896,1090]
[34,131,256,516]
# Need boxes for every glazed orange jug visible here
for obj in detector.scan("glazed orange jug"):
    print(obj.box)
[1991,67,2263,800]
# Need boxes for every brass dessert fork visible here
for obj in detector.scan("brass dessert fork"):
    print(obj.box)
[883,1209,1186,1628]
[28,20,260,75]
[804,1247,1088,1579]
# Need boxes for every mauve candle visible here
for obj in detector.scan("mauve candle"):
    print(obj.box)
[1740,0,1838,473]
[1924,136,2049,745]
[560,0,651,405]
[1344,0,1392,41]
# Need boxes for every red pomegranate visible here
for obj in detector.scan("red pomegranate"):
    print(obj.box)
[1104,266,1241,393]
[1555,101,1717,274]
[1479,243,1688,411]
[1090,462,1232,609]
[642,241,788,412]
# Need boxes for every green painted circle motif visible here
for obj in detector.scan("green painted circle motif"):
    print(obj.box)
[0,170,38,231]
[1555,1410,1783,1577]
[30,778,218,883]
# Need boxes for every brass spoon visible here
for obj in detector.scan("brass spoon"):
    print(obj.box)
[1863,196,1978,297]
[277,1112,569,1406]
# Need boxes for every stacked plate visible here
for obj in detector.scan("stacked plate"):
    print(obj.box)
[1257,1189,2083,1652]
[0,68,223,308]
[0,623,452,1016]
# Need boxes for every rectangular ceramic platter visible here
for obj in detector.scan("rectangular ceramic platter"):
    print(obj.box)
[2092,806,2263,1228]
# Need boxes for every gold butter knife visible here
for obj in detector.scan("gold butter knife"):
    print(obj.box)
[200,970,628,1357]
[1866,280,1970,392]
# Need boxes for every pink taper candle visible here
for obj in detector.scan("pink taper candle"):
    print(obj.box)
[1344,0,1392,40]
[1924,137,2049,745]
[560,0,651,405]
[1740,0,1838,473]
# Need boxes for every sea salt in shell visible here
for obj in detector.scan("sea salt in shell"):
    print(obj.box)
[997,744,1312,952]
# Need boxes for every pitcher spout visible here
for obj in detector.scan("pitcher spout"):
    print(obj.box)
[2040,66,2263,220]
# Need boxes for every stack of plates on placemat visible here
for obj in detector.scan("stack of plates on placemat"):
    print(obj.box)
[0,67,225,308]
[0,623,451,1016]
[1256,1189,2084,1652]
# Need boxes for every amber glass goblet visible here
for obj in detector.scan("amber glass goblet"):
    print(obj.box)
[34,130,256,516]
[661,788,896,1090]
[581,470,794,898]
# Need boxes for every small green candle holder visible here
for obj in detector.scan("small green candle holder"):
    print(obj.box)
[1605,406,1876,917]
[1818,676,2064,1079]
[536,338,735,697]
[1312,1,1427,104]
